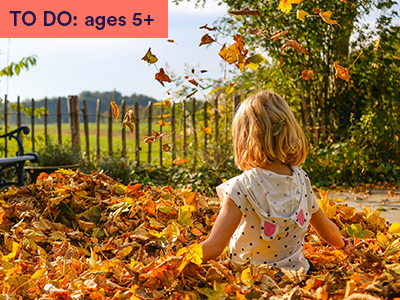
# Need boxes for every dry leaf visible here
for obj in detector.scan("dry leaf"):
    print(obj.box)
[270,29,290,41]
[188,79,199,86]
[201,126,212,135]
[301,69,313,80]
[155,68,171,87]
[167,39,175,43]
[162,144,171,152]
[186,90,198,99]
[219,44,238,64]
[199,33,215,46]
[334,51,363,82]
[373,38,380,51]
[319,11,341,27]
[158,119,166,126]
[141,47,158,64]
[173,158,189,165]
[199,24,217,31]
[110,101,120,122]
[279,0,303,13]
[229,7,260,15]
[281,40,309,54]
[121,110,138,134]
[297,10,310,22]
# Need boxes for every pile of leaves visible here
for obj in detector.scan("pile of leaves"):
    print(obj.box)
[1,170,400,299]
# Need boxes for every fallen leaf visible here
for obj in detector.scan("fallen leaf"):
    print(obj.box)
[141,47,158,64]
[155,68,171,87]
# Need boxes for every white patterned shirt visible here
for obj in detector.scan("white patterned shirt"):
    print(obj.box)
[216,166,319,272]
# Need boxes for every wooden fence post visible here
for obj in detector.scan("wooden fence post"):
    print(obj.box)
[135,102,140,164]
[159,102,163,167]
[4,95,8,157]
[233,95,241,117]
[96,99,101,163]
[67,95,80,149]
[108,105,113,157]
[214,95,219,164]
[121,100,126,158]
[183,100,187,159]
[44,97,48,145]
[147,101,153,164]
[192,98,197,167]
[16,96,21,143]
[203,100,208,161]
[171,101,176,162]
[31,99,35,153]
[82,99,90,162]
[57,97,62,145]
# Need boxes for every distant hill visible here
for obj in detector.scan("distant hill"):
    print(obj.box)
[16,91,158,123]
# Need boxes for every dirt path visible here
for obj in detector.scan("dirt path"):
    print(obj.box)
[327,189,400,224]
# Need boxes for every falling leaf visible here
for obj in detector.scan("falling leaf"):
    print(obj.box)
[270,29,290,41]
[200,70,208,73]
[199,24,217,31]
[141,47,158,64]
[191,68,195,73]
[313,8,322,13]
[233,34,248,56]
[333,51,363,82]
[281,40,309,54]
[173,158,189,165]
[162,144,171,152]
[302,69,313,80]
[136,145,142,152]
[219,44,238,64]
[229,7,260,15]
[319,11,341,27]
[155,68,171,87]
[297,10,310,22]
[201,126,212,135]
[199,33,215,46]
[110,101,119,122]
[373,38,380,51]
[167,39,175,43]
[158,119,166,126]
[188,79,199,86]
[186,90,198,98]
[279,0,303,13]
[164,98,171,107]
[121,110,138,134]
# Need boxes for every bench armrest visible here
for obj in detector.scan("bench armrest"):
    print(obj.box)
[0,126,30,156]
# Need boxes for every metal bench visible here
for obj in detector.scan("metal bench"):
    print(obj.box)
[0,126,39,188]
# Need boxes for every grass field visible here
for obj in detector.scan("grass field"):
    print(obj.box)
[3,122,180,166]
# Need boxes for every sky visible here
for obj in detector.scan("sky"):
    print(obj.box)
[0,1,230,103]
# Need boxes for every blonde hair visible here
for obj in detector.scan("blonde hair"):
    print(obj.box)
[232,90,307,170]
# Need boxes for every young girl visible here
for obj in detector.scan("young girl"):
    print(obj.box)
[201,90,346,273]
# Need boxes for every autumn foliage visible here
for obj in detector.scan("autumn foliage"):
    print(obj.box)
[1,170,400,299]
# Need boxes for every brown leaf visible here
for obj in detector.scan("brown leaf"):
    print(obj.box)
[141,47,158,64]
[313,8,322,13]
[270,29,290,41]
[188,79,199,86]
[229,7,260,15]
[301,69,313,80]
[121,110,138,135]
[281,40,309,54]
[167,39,175,43]
[199,24,217,31]
[186,90,198,99]
[155,68,171,87]
[162,144,171,152]
[199,33,215,46]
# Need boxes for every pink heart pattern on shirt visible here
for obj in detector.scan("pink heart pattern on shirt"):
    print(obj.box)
[263,221,276,237]
[297,209,305,226]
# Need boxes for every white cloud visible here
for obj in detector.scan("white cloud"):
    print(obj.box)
[168,0,228,15]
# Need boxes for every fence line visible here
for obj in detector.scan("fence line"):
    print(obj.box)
[1,94,241,167]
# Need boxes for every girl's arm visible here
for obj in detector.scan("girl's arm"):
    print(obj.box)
[201,194,242,263]
[309,208,345,248]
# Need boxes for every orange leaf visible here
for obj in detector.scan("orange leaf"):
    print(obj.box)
[201,126,212,135]
[199,33,215,46]
[167,39,175,43]
[233,34,248,56]
[313,8,322,13]
[270,29,290,41]
[219,44,238,64]
[319,11,340,27]
[165,98,171,107]
[141,47,158,64]
[199,24,217,31]
[144,136,156,143]
[162,144,171,152]
[173,158,189,165]
[281,40,309,54]
[184,76,189,79]
[229,7,260,15]
[301,69,313,80]
[188,79,199,86]
[333,61,350,82]
[110,101,119,122]
[158,119,166,126]
[279,0,303,13]
[155,68,171,87]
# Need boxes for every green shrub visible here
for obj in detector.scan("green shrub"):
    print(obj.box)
[37,142,82,166]
[97,156,134,184]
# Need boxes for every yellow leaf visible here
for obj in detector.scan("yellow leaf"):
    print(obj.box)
[218,44,238,64]
[389,222,400,236]
[176,244,203,272]
[241,267,254,286]
[319,11,341,27]
[55,168,76,175]
[297,10,310,22]
[373,38,380,51]
[377,231,390,248]
[119,246,133,257]
[2,242,20,261]
[31,269,47,279]
[201,126,212,135]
